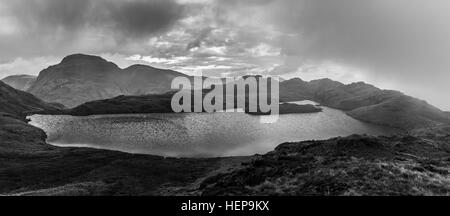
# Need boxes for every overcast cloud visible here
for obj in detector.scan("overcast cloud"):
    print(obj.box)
[1,0,450,109]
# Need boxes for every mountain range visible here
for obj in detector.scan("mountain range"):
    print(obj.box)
[280,78,450,129]
[25,54,188,108]
[2,53,449,130]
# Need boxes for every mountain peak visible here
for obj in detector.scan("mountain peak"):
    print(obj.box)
[311,78,341,84]
[282,78,306,84]
[61,54,108,64]
[28,56,189,107]
[348,81,372,87]
[125,64,158,71]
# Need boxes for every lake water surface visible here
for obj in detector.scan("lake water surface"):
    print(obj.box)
[29,101,397,157]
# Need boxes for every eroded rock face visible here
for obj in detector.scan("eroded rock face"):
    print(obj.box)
[28,54,189,108]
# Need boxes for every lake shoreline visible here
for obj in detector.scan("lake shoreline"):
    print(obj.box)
[28,106,397,158]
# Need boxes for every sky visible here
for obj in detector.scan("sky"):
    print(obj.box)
[1,0,450,110]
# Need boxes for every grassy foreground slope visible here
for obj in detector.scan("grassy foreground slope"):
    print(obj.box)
[196,131,450,196]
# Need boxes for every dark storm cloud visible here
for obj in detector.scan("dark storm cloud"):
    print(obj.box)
[0,0,185,59]
[10,0,184,37]
[219,0,274,7]
[14,0,92,31]
[106,1,184,38]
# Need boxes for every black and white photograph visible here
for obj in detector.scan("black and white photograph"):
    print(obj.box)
[1,0,450,205]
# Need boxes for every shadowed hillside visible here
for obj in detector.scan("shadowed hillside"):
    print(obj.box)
[0,81,61,118]
[64,93,175,116]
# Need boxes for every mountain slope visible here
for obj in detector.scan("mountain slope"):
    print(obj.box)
[28,54,189,108]
[280,78,450,129]
[197,133,450,196]
[349,95,450,129]
[117,65,189,95]
[0,81,61,118]
[1,75,37,91]
[0,80,64,153]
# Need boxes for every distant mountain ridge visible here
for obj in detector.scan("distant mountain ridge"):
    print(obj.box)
[1,74,37,91]
[0,81,61,118]
[280,78,450,129]
[44,74,450,130]
[27,54,189,108]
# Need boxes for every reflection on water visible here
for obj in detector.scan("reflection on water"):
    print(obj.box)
[29,101,397,157]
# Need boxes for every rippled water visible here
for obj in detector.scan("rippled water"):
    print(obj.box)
[29,101,397,157]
